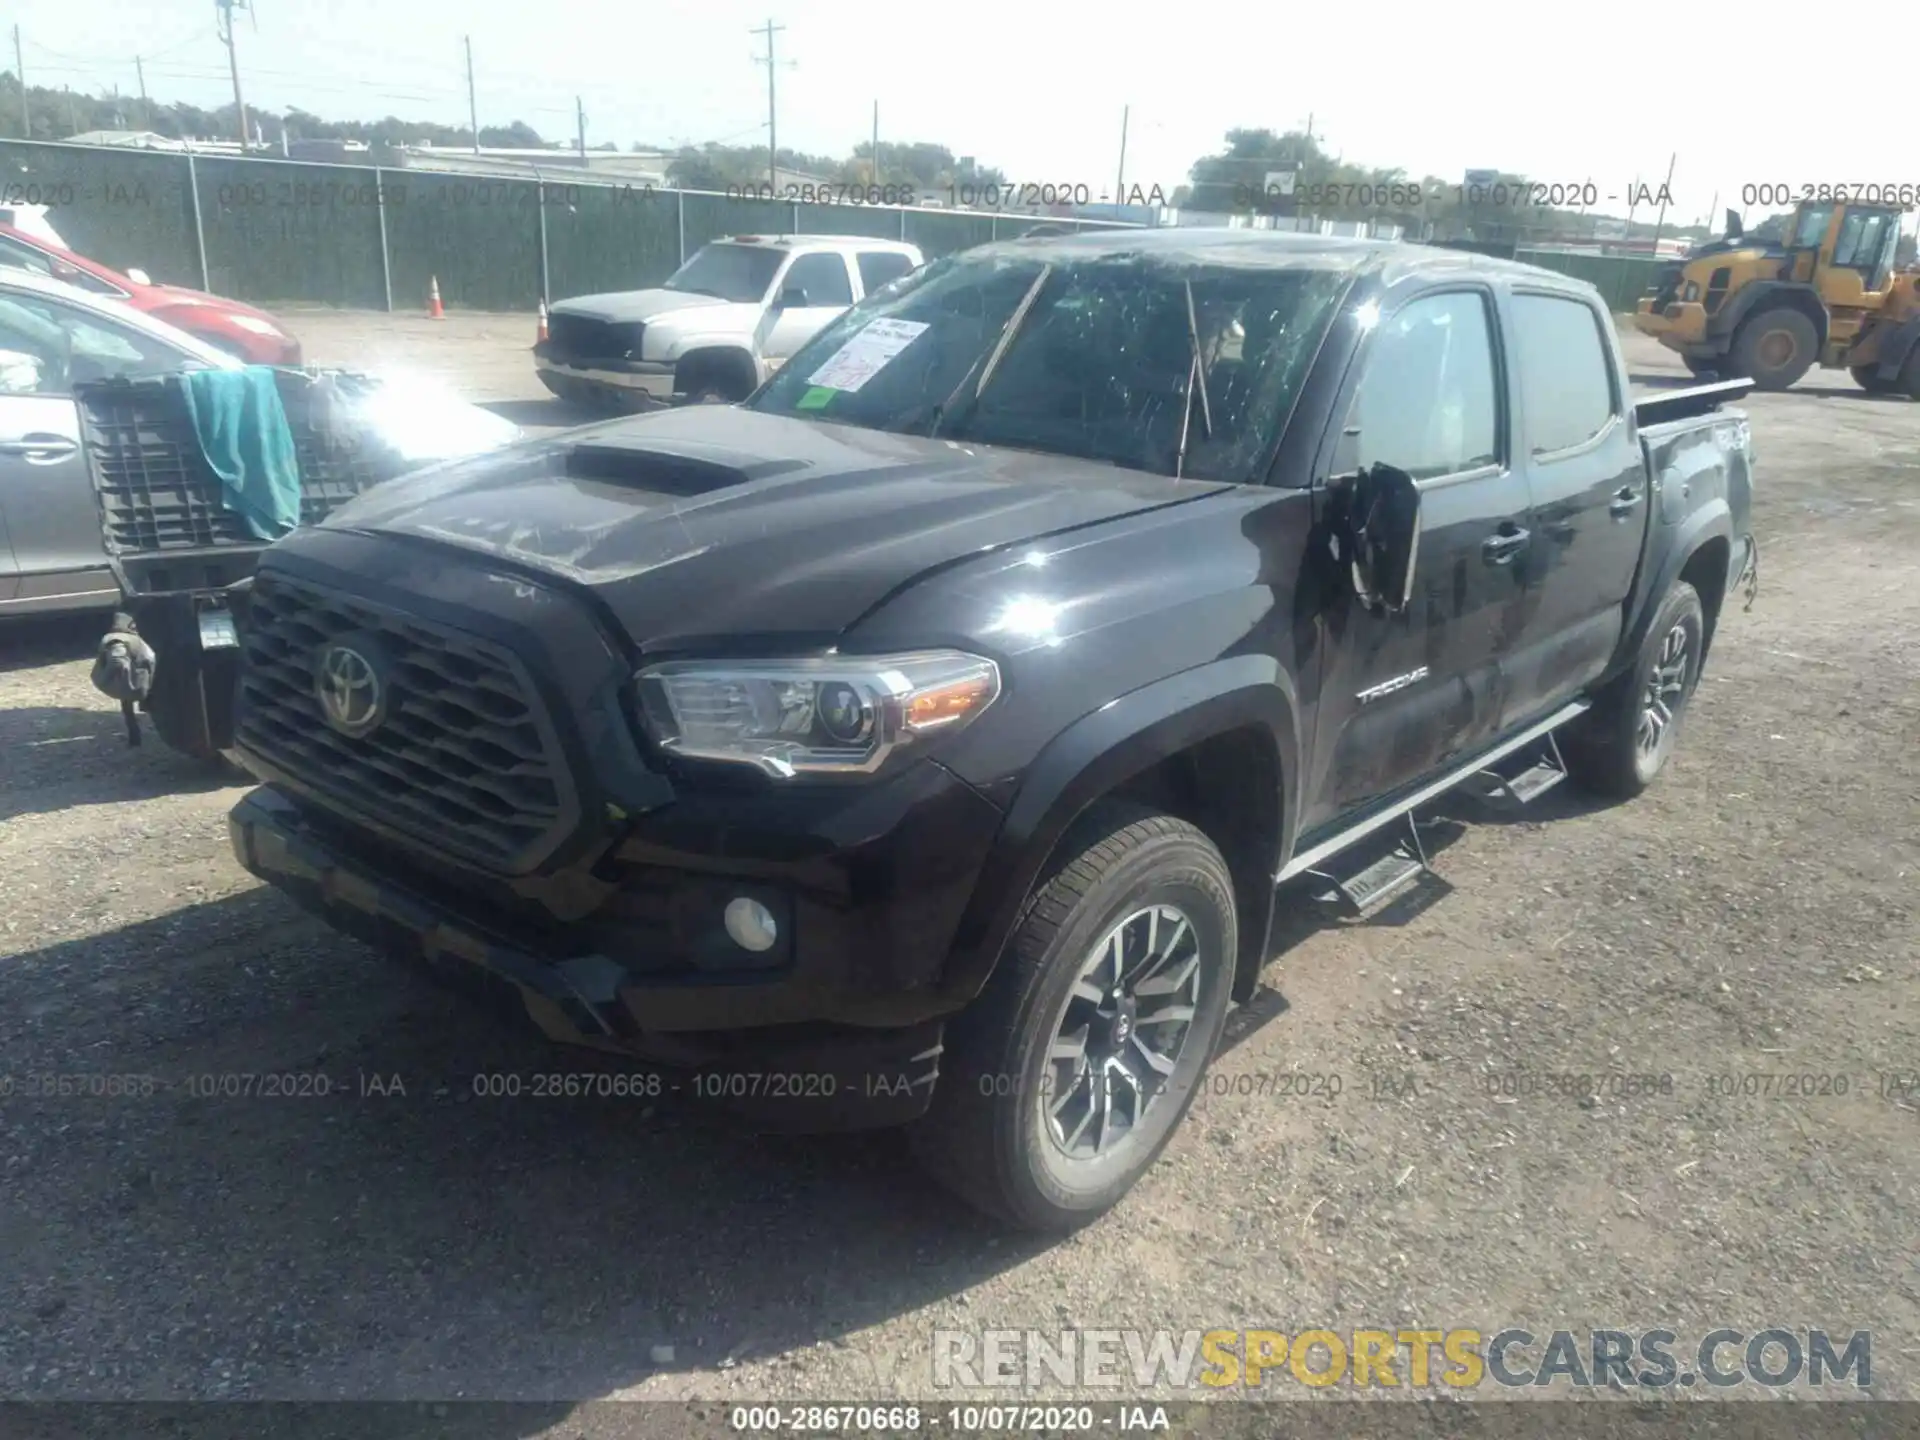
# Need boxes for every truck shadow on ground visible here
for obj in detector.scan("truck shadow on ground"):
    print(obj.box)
[0,888,1053,1411]
[2,781,1634,1412]
[0,612,108,673]
[1220,784,1621,1061]
[0,703,239,822]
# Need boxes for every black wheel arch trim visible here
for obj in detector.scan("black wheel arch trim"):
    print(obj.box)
[1608,501,1733,686]
[937,654,1303,1009]
[1707,281,1828,350]
[673,345,759,395]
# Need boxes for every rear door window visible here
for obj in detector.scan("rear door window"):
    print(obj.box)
[857,251,915,296]
[1509,293,1617,456]
[780,252,854,307]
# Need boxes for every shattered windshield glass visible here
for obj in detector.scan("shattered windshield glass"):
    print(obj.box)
[748,250,1353,483]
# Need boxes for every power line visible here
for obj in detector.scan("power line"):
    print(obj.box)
[22,29,207,65]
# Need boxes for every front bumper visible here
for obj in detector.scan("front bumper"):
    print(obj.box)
[229,785,954,1131]
[534,350,675,405]
[1632,299,1710,347]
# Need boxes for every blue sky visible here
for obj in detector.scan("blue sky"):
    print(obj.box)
[13,0,1913,229]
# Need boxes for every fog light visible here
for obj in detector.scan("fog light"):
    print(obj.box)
[723,897,778,953]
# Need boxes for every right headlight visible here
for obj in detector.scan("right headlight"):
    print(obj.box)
[634,650,1001,779]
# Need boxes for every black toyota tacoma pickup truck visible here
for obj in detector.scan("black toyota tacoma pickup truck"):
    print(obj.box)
[225,230,1757,1231]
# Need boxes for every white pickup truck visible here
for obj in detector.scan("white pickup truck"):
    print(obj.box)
[534,234,925,411]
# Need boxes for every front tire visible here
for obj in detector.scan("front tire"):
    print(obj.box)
[1729,307,1817,391]
[910,806,1236,1232]
[1562,581,1706,799]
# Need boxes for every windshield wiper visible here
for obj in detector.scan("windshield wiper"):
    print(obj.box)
[1173,278,1213,480]
[926,264,1052,441]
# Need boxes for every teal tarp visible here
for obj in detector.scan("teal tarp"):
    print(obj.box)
[177,367,301,541]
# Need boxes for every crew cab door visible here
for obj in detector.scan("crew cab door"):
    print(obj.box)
[1303,286,1532,831]
[1498,288,1646,719]
[760,251,857,375]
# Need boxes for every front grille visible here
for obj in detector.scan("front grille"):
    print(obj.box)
[236,569,573,873]
[77,372,409,554]
[546,314,645,362]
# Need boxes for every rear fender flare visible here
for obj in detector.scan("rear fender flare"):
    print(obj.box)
[938,654,1302,1007]
[1612,500,1733,681]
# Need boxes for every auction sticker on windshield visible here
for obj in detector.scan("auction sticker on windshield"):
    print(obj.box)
[807,317,928,393]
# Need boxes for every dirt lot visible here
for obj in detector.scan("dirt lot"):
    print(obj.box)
[1,312,1916,1429]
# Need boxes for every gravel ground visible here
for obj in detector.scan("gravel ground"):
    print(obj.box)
[1,314,1915,1434]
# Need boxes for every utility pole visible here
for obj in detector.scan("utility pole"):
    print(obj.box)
[12,27,25,139]
[136,55,150,129]
[1649,151,1677,258]
[870,100,878,185]
[574,96,585,162]
[215,0,251,153]
[64,85,76,137]
[750,19,785,190]
[1115,105,1128,203]
[464,36,479,153]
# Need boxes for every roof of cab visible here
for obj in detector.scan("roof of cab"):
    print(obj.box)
[721,233,919,251]
[968,226,1595,292]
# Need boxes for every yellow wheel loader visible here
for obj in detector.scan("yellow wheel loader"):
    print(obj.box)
[1634,202,1920,395]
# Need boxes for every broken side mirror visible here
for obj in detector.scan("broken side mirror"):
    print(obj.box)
[1335,463,1421,614]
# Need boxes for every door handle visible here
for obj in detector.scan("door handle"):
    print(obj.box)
[1482,525,1530,565]
[0,434,79,462]
[1609,486,1642,517]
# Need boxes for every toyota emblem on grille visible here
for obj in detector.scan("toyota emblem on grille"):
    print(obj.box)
[314,643,386,737]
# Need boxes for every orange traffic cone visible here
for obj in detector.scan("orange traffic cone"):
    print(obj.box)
[536,299,549,343]
[427,275,445,320]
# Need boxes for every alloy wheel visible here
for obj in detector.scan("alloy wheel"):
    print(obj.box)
[1637,621,1692,761]
[1041,904,1202,1161]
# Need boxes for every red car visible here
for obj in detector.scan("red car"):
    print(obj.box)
[0,222,302,365]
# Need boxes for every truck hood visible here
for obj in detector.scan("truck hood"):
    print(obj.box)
[552,288,752,325]
[314,406,1228,650]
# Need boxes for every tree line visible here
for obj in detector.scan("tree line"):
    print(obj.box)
[0,70,1726,243]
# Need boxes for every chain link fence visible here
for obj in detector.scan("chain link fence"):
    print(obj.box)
[0,139,1667,315]
[0,139,1134,311]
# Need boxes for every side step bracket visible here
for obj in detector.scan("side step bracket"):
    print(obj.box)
[1306,814,1432,919]
[1458,731,1569,810]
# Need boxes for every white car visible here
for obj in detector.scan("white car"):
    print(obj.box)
[535,234,924,410]
[0,268,520,618]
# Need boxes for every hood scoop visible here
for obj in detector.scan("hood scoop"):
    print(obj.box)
[563,435,815,496]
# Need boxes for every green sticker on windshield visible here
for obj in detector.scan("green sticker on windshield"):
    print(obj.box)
[796,385,837,410]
